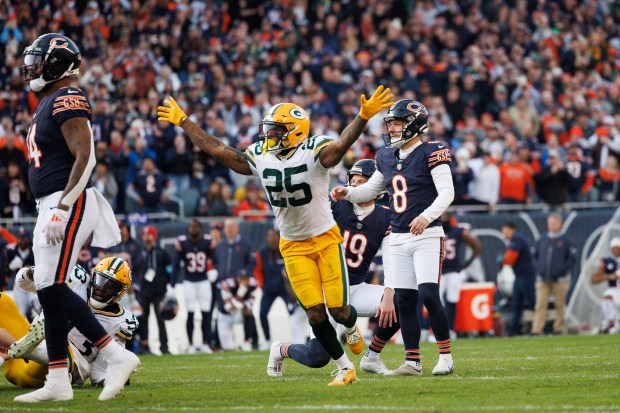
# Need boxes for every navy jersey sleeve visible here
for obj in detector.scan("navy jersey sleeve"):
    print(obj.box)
[426,143,452,171]
[508,236,523,253]
[51,88,92,126]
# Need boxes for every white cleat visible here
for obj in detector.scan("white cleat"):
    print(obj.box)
[386,362,423,376]
[98,350,140,401]
[14,375,73,402]
[432,357,454,375]
[360,356,390,375]
[266,341,283,377]
[200,344,213,354]
[187,345,197,355]
[9,316,45,359]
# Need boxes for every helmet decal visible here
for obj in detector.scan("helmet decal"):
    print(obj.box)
[289,108,307,119]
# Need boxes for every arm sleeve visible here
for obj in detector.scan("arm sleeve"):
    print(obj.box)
[420,164,455,223]
[343,169,386,203]
[381,236,393,289]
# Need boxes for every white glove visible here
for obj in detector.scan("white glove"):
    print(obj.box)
[207,269,219,283]
[8,256,24,271]
[43,208,68,246]
[16,266,37,293]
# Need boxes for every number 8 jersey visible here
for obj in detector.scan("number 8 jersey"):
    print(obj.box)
[244,135,336,241]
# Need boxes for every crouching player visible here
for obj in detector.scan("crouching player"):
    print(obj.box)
[267,159,399,376]
[2,257,138,387]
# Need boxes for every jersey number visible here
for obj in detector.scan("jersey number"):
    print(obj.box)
[186,251,207,273]
[342,230,368,268]
[263,166,313,208]
[392,175,408,213]
[26,123,42,168]
[444,238,457,260]
[146,175,156,193]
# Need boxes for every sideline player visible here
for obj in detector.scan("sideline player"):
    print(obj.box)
[331,100,455,376]
[267,159,398,376]
[158,86,393,385]
[174,219,218,353]
[440,212,482,331]
[17,33,139,402]
[3,258,137,387]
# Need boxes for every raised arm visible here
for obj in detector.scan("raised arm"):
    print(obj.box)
[319,85,394,168]
[157,97,252,176]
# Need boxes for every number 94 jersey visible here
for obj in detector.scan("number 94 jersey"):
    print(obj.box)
[244,135,336,241]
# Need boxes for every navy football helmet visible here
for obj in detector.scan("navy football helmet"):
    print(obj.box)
[160,297,179,321]
[382,99,429,148]
[346,159,376,186]
[21,33,81,92]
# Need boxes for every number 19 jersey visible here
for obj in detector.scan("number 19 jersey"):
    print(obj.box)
[244,135,336,241]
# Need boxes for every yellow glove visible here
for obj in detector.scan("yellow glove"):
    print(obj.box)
[358,85,395,120]
[157,96,187,126]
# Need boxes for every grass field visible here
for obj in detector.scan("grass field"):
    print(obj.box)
[1,334,619,413]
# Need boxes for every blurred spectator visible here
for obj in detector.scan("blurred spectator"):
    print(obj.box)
[0,125,27,172]
[499,152,535,204]
[107,219,147,290]
[594,157,620,202]
[198,180,232,217]
[214,219,255,282]
[468,152,500,211]
[565,145,595,202]
[538,150,570,207]
[452,148,474,205]
[1,160,30,219]
[92,160,119,210]
[5,228,36,319]
[126,156,176,213]
[233,184,270,221]
[531,214,577,335]
[164,134,193,191]
[501,222,536,336]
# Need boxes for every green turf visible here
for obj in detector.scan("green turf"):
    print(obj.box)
[1,335,619,413]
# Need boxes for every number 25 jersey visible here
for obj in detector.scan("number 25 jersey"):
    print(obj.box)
[244,135,336,241]
[27,87,93,199]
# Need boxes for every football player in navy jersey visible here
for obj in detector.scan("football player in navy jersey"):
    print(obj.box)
[332,100,456,376]
[440,212,482,332]
[268,159,399,376]
[591,237,620,333]
[16,33,139,402]
[174,219,219,353]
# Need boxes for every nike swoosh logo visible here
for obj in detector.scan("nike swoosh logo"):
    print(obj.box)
[438,145,445,148]
[67,90,79,94]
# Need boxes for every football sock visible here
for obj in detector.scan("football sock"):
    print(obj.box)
[419,283,451,343]
[405,349,420,366]
[342,306,358,335]
[602,299,616,322]
[201,311,212,345]
[310,318,344,360]
[48,360,70,380]
[334,353,353,371]
[37,285,72,362]
[395,288,421,352]
[445,301,457,330]
[288,339,330,368]
[186,311,194,346]
[437,339,452,356]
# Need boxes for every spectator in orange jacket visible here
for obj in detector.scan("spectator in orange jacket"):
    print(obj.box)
[499,152,535,204]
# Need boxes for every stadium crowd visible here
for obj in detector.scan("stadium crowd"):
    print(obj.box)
[0,0,619,219]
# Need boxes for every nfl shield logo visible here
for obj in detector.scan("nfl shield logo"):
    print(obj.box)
[356,222,363,229]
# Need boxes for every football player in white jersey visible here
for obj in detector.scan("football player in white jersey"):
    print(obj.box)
[158,86,393,386]
[6,257,137,387]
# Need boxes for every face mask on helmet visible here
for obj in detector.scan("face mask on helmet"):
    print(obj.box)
[381,100,429,148]
[89,272,126,309]
[20,34,81,92]
[258,121,294,154]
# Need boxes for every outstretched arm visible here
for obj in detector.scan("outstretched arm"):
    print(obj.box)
[319,85,394,168]
[157,97,252,176]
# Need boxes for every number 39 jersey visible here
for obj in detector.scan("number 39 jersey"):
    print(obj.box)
[27,87,93,199]
[244,135,336,241]
[174,234,215,282]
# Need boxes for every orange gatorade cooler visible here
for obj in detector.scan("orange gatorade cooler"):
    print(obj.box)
[454,282,496,333]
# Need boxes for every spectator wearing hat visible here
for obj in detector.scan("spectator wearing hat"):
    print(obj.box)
[137,226,174,355]
[591,237,620,333]
[531,213,577,335]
